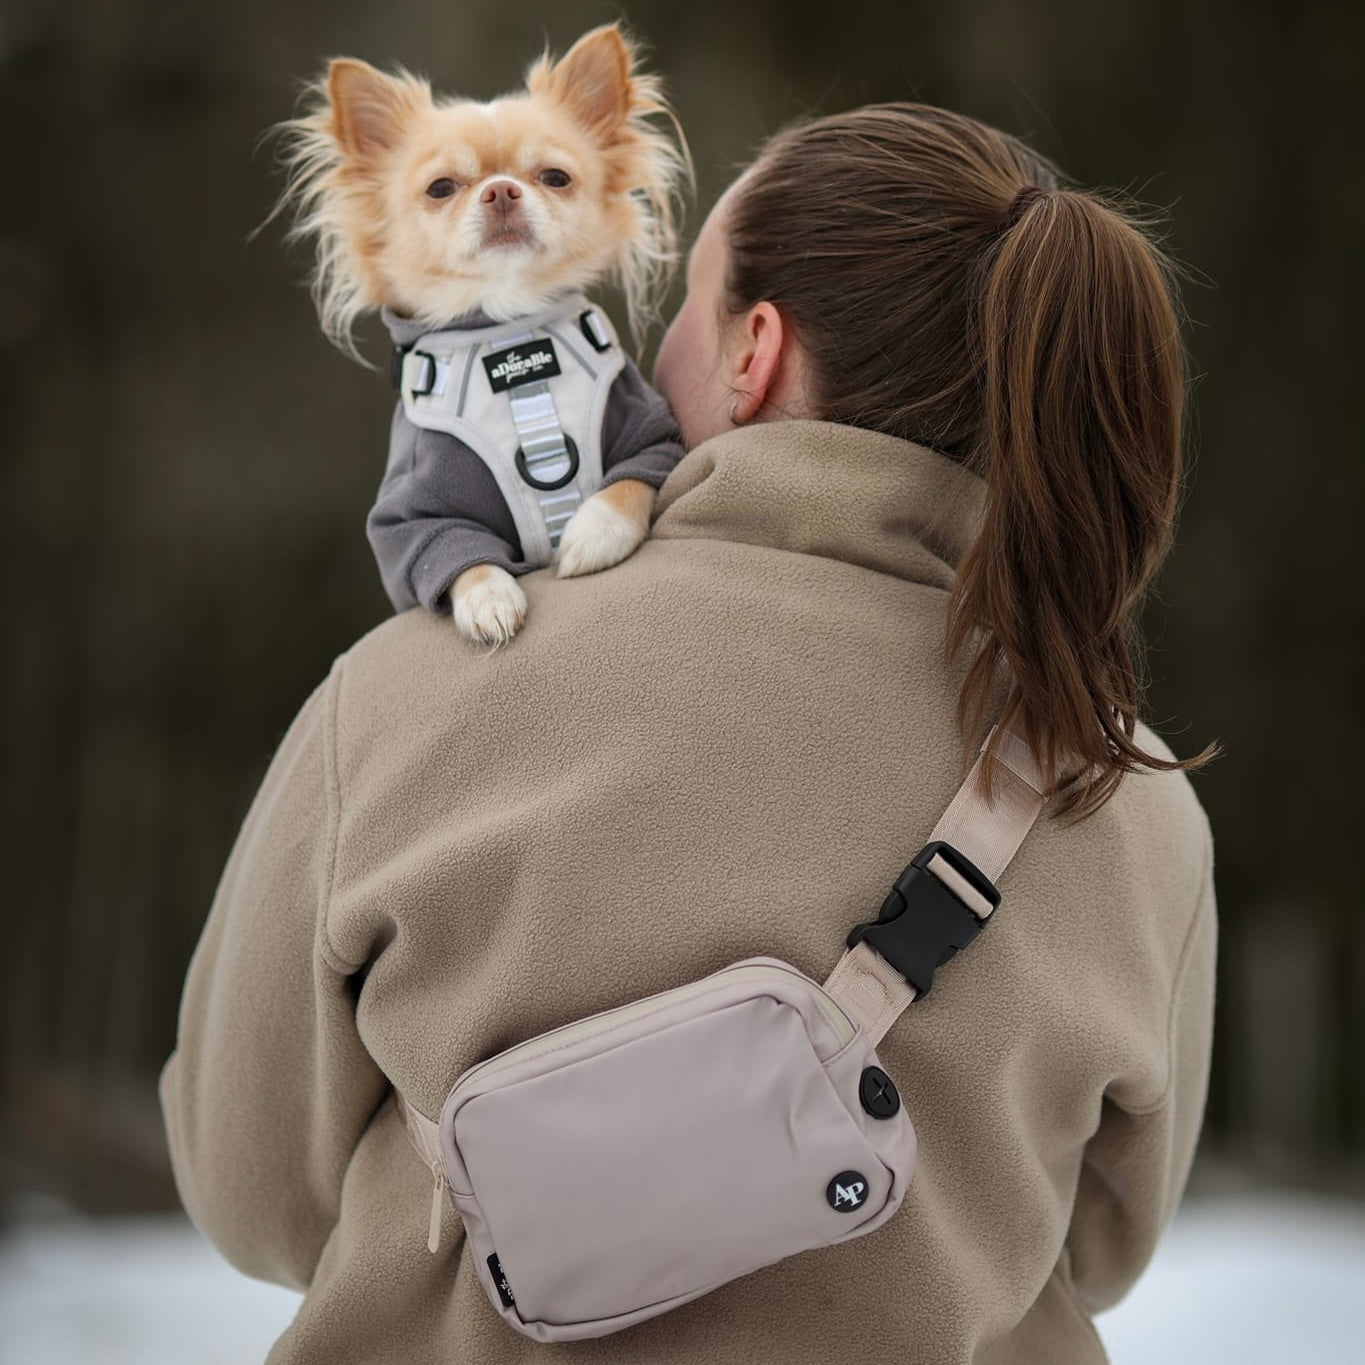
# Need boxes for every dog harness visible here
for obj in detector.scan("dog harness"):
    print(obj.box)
[390,291,627,568]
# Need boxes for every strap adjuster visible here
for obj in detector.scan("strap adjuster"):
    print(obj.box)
[390,344,436,396]
[578,308,612,353]
[845,840,1001,997]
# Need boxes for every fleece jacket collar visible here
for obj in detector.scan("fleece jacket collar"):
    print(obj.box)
[651,418,988,589]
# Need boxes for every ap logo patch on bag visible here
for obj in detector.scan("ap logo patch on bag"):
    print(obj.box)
[826,1171,869,1211]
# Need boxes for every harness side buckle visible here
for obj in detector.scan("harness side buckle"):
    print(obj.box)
[578,309,613,353]
[391,344,436,396]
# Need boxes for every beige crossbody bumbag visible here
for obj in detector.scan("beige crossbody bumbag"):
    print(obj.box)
[392,722,1047,1341]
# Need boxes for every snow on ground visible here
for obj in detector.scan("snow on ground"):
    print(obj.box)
[1095,1193,1365,1363]
[0,1211,298,1365]
[1,1193,1363,1363]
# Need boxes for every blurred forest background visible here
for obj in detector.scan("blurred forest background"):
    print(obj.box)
[0,0,1360,1217]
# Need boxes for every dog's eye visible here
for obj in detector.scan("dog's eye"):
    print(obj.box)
[425,178,457,200]
[539,169,572,189]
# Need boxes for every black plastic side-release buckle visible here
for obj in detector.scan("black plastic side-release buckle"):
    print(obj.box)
[845,840,1001,997]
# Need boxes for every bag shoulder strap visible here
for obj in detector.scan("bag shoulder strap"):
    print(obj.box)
[822,722,1048,1044]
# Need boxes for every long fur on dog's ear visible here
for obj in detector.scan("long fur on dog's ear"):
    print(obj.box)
[524,23,694,350]
[259,59,432,363]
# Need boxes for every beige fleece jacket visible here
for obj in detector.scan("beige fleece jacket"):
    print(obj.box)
[159,418,1217,1364]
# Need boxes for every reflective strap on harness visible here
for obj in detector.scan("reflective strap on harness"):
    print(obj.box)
[499,331,581,551]
[821,723,1047,1045]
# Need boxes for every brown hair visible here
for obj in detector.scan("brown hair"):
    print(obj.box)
[722,103,1219,819]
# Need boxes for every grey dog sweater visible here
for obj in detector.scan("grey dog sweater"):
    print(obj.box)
[367,303,686,615]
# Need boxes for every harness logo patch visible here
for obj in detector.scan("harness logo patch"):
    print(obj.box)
[826,1170,870,1212]
[482,339,562,392]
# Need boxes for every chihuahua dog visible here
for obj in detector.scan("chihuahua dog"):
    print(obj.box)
[271,23,692,644]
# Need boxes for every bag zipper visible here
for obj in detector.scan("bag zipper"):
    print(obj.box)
[446,961,857,1104]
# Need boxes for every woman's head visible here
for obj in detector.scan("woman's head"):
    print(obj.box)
[656,103,1216,818]
[653,172,815,448]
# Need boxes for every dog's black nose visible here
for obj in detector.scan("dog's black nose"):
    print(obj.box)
[481,180,522,210]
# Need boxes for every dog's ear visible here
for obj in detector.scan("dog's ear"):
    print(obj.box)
[327,59,423,158]
[526,24,633,140]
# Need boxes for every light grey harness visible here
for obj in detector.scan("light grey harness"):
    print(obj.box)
[393,291,627,567]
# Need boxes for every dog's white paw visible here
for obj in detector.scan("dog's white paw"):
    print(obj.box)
[553,492,647,579]
[450,564,528,647]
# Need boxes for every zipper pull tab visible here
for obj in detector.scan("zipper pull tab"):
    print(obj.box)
[428,1158,445,1254]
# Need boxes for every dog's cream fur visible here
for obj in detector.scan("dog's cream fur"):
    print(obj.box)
[269,23,692,643]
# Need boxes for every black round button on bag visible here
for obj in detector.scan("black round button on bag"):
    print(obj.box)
[859,1066,900,1118]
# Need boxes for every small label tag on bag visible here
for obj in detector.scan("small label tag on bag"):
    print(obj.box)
[487,1252,517,1308]
[482,340,561,392]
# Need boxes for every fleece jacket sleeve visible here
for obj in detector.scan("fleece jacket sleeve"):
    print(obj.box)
[1063,828,1219,1313]
[157,665,389,1292]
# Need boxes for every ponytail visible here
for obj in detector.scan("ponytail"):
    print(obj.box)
[722,106,1219,818]
[947,187,1220,819]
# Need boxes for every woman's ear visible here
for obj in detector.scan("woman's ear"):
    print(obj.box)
[728,302,801,423]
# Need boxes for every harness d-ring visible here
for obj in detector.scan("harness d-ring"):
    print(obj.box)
[515,435,580,491]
